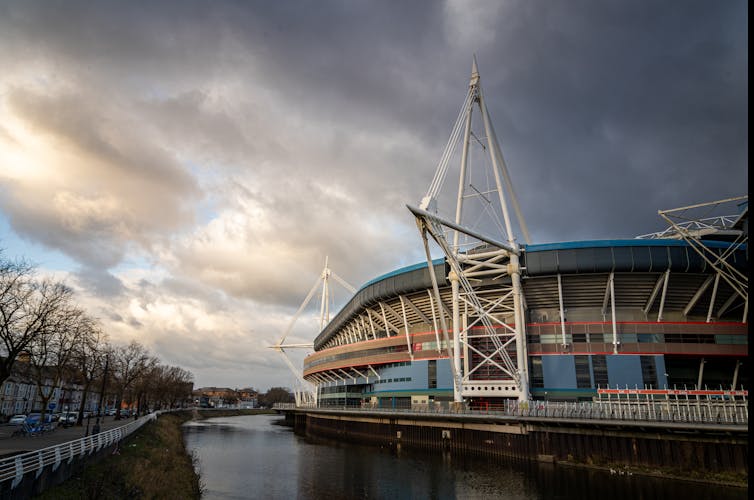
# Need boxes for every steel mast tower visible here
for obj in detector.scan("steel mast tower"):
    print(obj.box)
[409,58,531,403]
[269,257,356,406]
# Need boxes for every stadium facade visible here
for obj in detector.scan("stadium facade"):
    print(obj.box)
[303,232,748,406]
[300,61,748,408]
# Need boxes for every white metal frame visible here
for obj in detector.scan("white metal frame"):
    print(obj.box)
[269,257,355,406]
[409,58,531,402]
[652,197,748,322]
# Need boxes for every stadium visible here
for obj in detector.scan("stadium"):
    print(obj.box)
[297,62,748,409]
[303,229,748,407]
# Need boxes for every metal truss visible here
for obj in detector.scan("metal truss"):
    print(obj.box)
[269,257,356,406]
[408,58,530,402]
[651,197,748,322]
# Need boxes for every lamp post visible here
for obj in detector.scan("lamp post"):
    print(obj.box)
[96,353,110,425]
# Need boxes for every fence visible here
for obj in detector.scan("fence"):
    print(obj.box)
[275,397,748,426]
[0,412,157,491]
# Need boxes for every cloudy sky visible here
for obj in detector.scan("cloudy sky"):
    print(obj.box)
[0,0,747,391]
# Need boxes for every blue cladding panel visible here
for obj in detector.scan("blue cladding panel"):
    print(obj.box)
[376,361,426,391]
[410,360,429,388]
[649,246,670,270]
[521,240,745,277]
[612,246,634,271]
[542,355,577,389]
[632,246,652,271]
[606,355,644,388]
[593,247,614,270]
[540,250,559,274]
[437,359,454,390]
[668,246,687,272]
[523,239,741,251]
[557,250,578,273]
[576,247,596,273]
[359,258,445,291]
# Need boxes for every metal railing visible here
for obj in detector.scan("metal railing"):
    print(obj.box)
[274,398,748,426]
[0,412,158,490]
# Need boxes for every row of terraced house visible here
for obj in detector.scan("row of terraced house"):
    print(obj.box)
[2,359,120,420]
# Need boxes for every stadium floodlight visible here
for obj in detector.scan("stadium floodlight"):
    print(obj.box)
[409,57,531,403]
[269,257,356,406]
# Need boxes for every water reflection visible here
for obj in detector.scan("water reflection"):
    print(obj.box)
[183,415,746,500]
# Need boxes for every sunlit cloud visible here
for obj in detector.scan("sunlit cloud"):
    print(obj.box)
[0,0,746,390]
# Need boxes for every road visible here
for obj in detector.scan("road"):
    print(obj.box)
[0,415,138,458]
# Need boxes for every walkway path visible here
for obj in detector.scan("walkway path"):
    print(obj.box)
[0,416,137,458]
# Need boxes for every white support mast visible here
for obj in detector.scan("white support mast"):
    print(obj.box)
[269,257,356,406]
[410,57,531,403]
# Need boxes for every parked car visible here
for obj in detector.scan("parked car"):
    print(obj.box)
[8,414,26,425]
[59,412,78,426]
[26,413,57,425]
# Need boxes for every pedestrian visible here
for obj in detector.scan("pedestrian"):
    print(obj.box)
[92,419,101,435]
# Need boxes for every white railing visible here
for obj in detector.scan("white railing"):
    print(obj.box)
[0,412,157,490]
[272,403,297,410]
[275,399,748,426]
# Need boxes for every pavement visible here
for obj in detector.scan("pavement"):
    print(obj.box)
[0,415,138,458]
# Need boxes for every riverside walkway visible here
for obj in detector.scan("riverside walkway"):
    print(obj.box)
[0,416,131,458]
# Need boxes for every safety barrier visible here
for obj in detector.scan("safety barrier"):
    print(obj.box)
[0,412,157,491]
[275,397,748,426]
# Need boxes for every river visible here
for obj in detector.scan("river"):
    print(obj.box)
[183,414,745,500]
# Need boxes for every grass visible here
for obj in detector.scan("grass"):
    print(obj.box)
[37,409,277,499]
[38,413,202,499]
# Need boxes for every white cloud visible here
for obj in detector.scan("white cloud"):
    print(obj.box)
[0,0,747,390]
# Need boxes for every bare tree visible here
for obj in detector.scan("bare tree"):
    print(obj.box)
[131,363,194,412]
[1,256,71,386]
[161,365,194,409]
[111,341,154,419]
[72,319,107,425]
[259,387,294,407]
[27,302,87,423]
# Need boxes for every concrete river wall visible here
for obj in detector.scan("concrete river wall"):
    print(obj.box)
[285,408,748,483]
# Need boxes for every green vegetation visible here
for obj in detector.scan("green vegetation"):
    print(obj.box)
[37,409,276,499]
[39,413,201,499]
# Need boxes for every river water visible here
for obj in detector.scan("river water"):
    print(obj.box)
[183,414,745,500]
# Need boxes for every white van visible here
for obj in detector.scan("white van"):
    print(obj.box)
[59,412,78,426]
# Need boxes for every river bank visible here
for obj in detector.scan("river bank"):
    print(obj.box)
[184,413,747,500]
[36,409,274,499]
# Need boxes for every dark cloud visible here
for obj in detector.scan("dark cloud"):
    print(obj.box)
[0,0,746,388]
[75,266,126,298]
[467,0,748,241]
